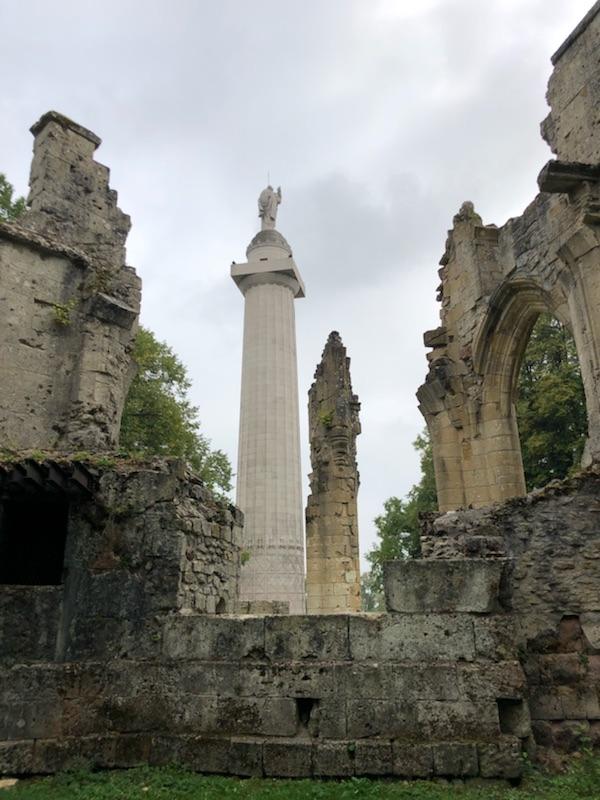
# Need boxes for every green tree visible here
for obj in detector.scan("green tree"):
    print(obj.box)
[120,326,232,495]
[517,313,587,490]
[364,431,437,607]
[360,570,383,611]
[0,173,25,221]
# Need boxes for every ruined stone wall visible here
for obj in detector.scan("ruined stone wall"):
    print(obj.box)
[0,459,242,665]
[8,459,600,777]
[0,592,527,780]
[0,112,141,453]
[306,332,361,613]
[0,458,533,781]
[418,4,600,511]
[542,0,600,164]
[421,465,600,761]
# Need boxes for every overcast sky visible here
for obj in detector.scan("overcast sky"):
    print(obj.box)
[1,0,593,568]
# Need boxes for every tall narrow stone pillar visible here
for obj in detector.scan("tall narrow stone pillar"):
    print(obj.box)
[232,220,306,613]
[306,331,361,613]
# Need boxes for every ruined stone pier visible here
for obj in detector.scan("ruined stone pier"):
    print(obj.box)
[306,332,361,613]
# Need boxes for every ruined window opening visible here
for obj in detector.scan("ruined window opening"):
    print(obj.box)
[516,313,587,491]
[296,697,318,729]
[215,597,226,614]
[497,698,526,736]
[0,495,69,585]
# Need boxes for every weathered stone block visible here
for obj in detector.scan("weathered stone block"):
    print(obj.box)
[478,737,522,779]
[347,700,416,738]
[313,741,354,777]
[336,663,459,701]
[265,615,349,661]
[538,654,586,686]
[113,734,151,767]
[0,741,33,775]
[335,663,393,698]
[392,743,434,777]
[349,614,475,662]
[0,699,63,741]
[314,699,347,739]
[559,686,600,720]
[162,616,264,661]
[228,738,263,777]
[432,743,478,776]
[529,690,564,721]
[473,617,516,661]
[354,740,392,776]
[0,587,61,664]
[32,736,110,773]
[180,736,229,774]
[416,700,499,740]
[383,559,506,613]
[581,612,600,648]
[263,740,312,777]
[215,697,297,737]
[270,663,336,698]
[457,662,526,701]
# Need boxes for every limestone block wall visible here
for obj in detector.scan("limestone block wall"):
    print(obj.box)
[0,112,141,452]
[421,465,600,760]
[0,603,528,780]
[542,0,600,164]
[417,4,600,511]
[0,459,242,665]
[10,460,600,776]
[0,456,532,780]
[306,332,361,613]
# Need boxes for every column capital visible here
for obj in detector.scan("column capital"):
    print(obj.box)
[231,257,305,298]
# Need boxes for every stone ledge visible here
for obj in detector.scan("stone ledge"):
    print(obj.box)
[551,0,600,64]
[0,734,524,779]
[537,160,600,194]
[30,111,101,149]
[0,219,89,268]
[383,559,508,614]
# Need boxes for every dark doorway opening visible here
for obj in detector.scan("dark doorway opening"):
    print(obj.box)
[0,496,69,585]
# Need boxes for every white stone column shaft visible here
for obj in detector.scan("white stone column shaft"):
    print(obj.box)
[236,276,305,612]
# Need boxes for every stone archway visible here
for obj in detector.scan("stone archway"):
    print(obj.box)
[470,279,571,504]
[418,6,600,512]
[418,192,600,512]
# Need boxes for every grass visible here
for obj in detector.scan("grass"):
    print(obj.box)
[5,755,600,800]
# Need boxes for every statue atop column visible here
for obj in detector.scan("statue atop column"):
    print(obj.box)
[258,185,281,230]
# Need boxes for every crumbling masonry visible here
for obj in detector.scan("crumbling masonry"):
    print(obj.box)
[0,112,141,453]
[306,332,361,614]
[418,2,600,511]
[1,3,600,782]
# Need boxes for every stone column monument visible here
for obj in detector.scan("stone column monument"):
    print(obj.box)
[306,331,362,613]
[231,187,306,613]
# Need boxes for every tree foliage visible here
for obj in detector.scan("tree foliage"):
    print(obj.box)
[120,327,232,495]
[517,313,587,490]
[0,173,26,222]
[364,432,437,608]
